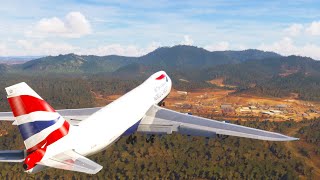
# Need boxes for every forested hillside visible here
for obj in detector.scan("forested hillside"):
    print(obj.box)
[1,46,320,101]
[5,46,280,74]
[202,56,320,101]
[0,119,318,179]
[0,74,145,111]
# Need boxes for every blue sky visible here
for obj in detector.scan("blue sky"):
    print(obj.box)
[1,0,320,59]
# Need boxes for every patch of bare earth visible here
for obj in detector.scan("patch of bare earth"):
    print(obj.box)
[207,78,237,88]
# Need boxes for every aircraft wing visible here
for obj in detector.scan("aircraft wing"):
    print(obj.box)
[56,107,102,125]
[1,105,298,141]
[137,105,298,141]
[38,150,102,174]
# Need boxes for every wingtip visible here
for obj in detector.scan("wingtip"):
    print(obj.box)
[285,136,299,141]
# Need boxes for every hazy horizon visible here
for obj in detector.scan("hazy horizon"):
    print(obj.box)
[1,1,320,59]
[0,46,287,60]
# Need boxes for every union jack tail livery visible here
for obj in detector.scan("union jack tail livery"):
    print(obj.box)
[6,82,70,153]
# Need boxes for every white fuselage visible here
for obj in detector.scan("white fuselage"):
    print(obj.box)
[41,71,172,162]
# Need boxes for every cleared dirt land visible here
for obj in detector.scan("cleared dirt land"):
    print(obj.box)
[94,87,320,122]
[162,88,320,122]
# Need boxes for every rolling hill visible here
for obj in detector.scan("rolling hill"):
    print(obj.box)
[7,45,281,74]
[1,45,320,101]
[17,53,134,73]
[200,55,320,101]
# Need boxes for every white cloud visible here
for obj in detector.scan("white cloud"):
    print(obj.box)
[144,42,162,54]
[1,40,159,56]
[81,42,161,56]
[17,40,33,49]
[180,35,194,45]
[36,17,67,34]
[83,44,141,56]
[259,37,294,55]
[15,40,78,56]
[204,41,230,51]
[38,42,78,55]
[0,43,8,56]
[31,12,91,38]
[283,21,320,37]
[259,37,320,60]
[65,12,91,36]
[284,23,303,36]
[306,21,320,36]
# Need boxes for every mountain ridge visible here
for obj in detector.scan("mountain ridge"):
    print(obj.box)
[1,45,320,101]
[8,45,282,73]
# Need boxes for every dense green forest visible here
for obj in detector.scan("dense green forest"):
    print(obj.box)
[0,119,319,179]
[0,74,96,111]
[201,56,320,101]
[0,73,318,179]
[0,74,217,111]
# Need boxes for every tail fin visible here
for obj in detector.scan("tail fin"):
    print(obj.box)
[6,82,70,153]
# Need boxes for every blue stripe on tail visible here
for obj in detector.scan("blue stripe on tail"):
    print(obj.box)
[18,117,60,140]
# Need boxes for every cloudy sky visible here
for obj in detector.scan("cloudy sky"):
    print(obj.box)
[1,0,320,59]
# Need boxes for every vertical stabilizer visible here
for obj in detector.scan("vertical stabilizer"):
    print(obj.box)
[6,82,70,153]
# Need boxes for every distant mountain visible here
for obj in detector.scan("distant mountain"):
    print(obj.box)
[2,45,320,101]
[203,55,320,84]
[138,46,237,70]
[217,49,281,62]
[0,56,42,65]
[137,46,281,71]
[0,56,42,66]
[0,56,42,61]
[18,53,134,73]
[10,45,281,74]
[0,64,9,73]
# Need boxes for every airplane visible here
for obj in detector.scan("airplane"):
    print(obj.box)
[0,71,298,174]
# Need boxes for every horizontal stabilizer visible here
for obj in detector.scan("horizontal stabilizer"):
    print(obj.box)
[0,150,26,162]
[0,107,102,125]
[0,112,14,121]
[39,150,102,174]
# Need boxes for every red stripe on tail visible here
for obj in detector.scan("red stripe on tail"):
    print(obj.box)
[8,95,55,117]
[26,120,70,153]
[24,120,70,170]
